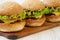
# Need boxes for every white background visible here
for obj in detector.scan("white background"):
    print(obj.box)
[0,0,60,40]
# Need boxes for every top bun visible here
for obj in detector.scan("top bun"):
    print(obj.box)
[0,2,23,15]
[20,0,45,10]
[43,0,60,7]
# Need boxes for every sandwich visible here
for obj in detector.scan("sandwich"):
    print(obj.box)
[20,0,46,27]
[42,0,60,22]
[0,2,26,32]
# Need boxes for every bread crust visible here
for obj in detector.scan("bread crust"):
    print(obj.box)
[26,16,46,27]
[20,0,45,10]
[47,15,60,22]
[0,20,26,32]
[0,2,23,15]
[43,0,60,7]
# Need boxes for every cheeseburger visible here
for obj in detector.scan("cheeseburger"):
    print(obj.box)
[0,2,26,32]
[42,0,60,22]
[20,0,46,27]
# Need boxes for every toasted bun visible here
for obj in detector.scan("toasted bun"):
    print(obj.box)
[43,0,60,7]
[47,15,60,22]
[0,2,23,15]
[26,16,46,27]
[0,20,26,32]
[20,0,45,10]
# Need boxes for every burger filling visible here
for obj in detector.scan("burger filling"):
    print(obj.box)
[26,7,60,19]
[26,10,43,19]
[1,7,60,23]
[0,11,26,23]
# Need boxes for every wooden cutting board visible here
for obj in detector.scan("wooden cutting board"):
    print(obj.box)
[0,22,60,39]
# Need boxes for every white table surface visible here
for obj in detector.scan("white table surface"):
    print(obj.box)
[0,0,60,40]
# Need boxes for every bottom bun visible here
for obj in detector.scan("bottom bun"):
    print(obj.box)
[47,15,60,22]
[26,16,46,27]
[0,20,26,32]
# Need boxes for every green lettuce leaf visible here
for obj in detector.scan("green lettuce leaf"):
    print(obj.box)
[18,10,26,20]
[42,7,50,14]
[33,11,42,18]
[0,10,26,23]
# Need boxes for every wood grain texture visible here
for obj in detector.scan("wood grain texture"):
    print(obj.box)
[0,22,60,39]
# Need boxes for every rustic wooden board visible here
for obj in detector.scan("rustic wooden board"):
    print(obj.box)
[0,22,60,39]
